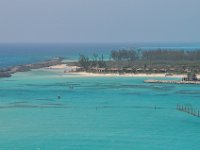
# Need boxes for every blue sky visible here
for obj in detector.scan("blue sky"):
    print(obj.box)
[0,0,199,43]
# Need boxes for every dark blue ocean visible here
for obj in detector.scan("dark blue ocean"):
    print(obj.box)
[0,43,200,67]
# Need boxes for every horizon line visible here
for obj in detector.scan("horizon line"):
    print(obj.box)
[0,41,200,45]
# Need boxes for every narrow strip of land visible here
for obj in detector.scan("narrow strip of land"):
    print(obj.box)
[144,79,200,84]
[0,57,63,78]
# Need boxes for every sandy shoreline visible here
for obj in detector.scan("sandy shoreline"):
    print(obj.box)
[46,64,200,78]
[68,72,187,78]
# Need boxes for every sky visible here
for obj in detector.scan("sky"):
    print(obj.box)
[0,0,199,43]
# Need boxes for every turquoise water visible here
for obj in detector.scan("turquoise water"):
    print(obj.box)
[1,43,200,149]
[0,69,200,149]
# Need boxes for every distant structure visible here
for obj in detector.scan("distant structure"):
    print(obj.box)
[183,71,199,81]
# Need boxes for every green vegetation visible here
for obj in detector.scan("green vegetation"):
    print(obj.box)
[78,49,200,74]
[78,53,106,70]
[111,49,138,61]
[78,55,90,70]
[110,49,200,62]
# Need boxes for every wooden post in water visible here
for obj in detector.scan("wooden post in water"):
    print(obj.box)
[177,104,179,110]
[177,104,200,118]
[189,107,191,114]
[193,109,196,116]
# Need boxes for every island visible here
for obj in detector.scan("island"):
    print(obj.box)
[1,49,200,85]
[68,49,200,79]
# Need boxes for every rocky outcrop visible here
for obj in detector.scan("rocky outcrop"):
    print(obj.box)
[0,57,63,78]
[0,72,12,77]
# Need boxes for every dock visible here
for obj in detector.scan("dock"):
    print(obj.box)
[144,79,200,85]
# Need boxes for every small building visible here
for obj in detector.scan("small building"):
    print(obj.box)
[109,68,119,73]
[97,68,106,73]
[159,68,166,73]
[136,68,143,73]
[124,68,133,73]
[169,68,175,72]
[184,68,190,73]
[153,68,158,73]
[90,67,106,73]
[145,68,150,72]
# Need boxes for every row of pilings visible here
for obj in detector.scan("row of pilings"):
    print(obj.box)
[177,104,200,117]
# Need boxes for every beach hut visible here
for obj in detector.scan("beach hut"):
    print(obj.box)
[159,68,166,73]
[125,68,133,73]
[109,68,119,73]
[153,68,158,73]
[169,68,175,72]
[184,68,190,73]
[97,68,106,73]
[136,68,143,73]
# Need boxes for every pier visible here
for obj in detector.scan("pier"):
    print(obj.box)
[144,79,200,85]
[177,104,200,117]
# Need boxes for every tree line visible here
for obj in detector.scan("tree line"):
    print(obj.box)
[111,49,200,61]
[110,49,138,61]
[79,49,200,69]
[78,53,106,70]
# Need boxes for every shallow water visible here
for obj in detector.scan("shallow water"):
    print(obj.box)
[0,69,200,149]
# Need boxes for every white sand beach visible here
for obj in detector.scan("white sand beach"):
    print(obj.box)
[67,71,188,78]
[45,64,68,69]
[45,64,200,78]
[45,64,80,71]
